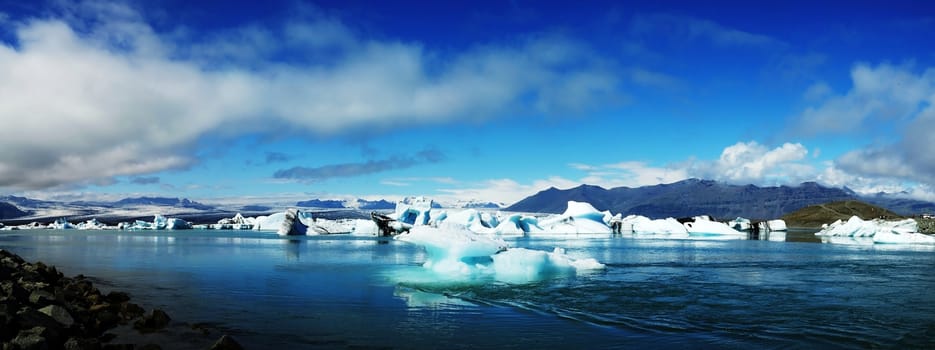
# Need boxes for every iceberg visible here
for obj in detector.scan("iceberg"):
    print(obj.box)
[538,201,613,234]
[394,226,604,283]
[395,226,507,274]
[683,218,743,236]
[729,217,752,231]
[394,196,436,226]
[815,216,935,245]
[620,215,688,235]
[76,218,107,230]
[49,218,75,230]
[491,247,604,283]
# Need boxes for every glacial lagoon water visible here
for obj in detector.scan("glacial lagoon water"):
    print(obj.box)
[2,230,934,349]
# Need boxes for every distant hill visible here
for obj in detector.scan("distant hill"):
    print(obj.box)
[507,179,861,219]
[112,197,214,210]
[295,199,345,208]
[356,199,395,210]
[240,205,272,212]
[459,201,504,209]
[782,200,903,228]
[861,195,935,216]
[0,202,28,219]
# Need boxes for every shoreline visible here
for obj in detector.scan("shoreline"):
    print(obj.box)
[0,249,243,350]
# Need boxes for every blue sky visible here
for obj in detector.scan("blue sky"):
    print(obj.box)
[1,0,934,205]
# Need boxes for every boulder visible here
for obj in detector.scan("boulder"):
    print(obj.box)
[38,305,74,327]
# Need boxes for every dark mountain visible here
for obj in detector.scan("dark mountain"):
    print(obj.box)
[0,195,57,208]
[861,196,935,216]
[461,201,504,209]
[296,199,346,208]
[507,179,861,219]
[782,200,902,228]
[0,202,29,219]
[356,199,395,210]
[112,197,214,210]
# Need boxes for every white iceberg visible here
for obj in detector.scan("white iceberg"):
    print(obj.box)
[76,218,107,230]
[395,226,604,283]
[621,215,688,235]
[491,247,604,283]
[395,226,507,274]
[394,196,436,226]
[49,218,75,230]
[683,218,743,236]
[816,216,935,245]
[538,201,613,234]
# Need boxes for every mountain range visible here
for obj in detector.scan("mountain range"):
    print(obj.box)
[506,179,935,219]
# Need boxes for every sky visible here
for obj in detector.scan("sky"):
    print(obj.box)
[0,0,934,206]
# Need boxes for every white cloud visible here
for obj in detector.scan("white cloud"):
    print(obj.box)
[0,2,622,190]
[795,63,935,135]
[795,63,935,186]
[691,141,812,185]
[434,139,935,205]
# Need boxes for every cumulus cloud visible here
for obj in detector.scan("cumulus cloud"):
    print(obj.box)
[692,141,812,184]
[795,63,935,185]
[273,148,445,182]
[0,1,621,190]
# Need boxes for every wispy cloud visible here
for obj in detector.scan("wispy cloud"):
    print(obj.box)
[129,176,160,185]
[264,152,293,164]
[631,13,786,49]
[380,176,459,187]
[273,148,445,182]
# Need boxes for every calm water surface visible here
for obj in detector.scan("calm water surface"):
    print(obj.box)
[1,230,934,349]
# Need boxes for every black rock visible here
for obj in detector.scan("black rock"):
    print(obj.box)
[104,292,130,304]
[28,291,55,307]
[11,328,49,350]
[63,337,102,350]
[208,335,244,350]
[132,309,170,333]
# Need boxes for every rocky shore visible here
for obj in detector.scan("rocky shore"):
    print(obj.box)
[1,249,243,350]
[918,218,935,234]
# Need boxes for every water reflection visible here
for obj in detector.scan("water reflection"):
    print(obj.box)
[285,239,301,260]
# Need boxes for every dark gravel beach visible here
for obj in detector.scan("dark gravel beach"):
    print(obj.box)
[0,249,243,350]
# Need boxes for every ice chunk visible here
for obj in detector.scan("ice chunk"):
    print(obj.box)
[729,217,752,231]
[395,196,436,225]
[816,216,935,245]
[350,219,379,236]
[395,226,604,283]
[538,201,613,234]
[765,219,787,231]
[77,218,106,230]
[395,226,508,274]
[491,247,604,283]
[166,218,192,230]
[683,218,743,235]
[621,215,688,235]
[253,213,284,231]
[49,218,75,230]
